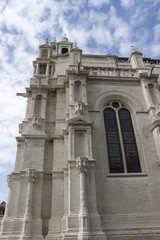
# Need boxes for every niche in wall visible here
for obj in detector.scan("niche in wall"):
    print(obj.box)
[34,95,42,116]
[74,81,82,102]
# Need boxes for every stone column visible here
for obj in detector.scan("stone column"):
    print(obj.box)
[50,63,54,78]
[21,169,37,238]
[76,157,90,239]
[36,63,39,75]
[70,82,74,104]
[87,129,93,159]
[0,174,12,233]
[69,128,75,160]
[61,168,68,234]
[41,96,47,119]
[46,63,50,75]
[31,97,36,117]
[25,97,32,120]
[155,85,160,102]
[82,83,87,105]
[144,83,154,108]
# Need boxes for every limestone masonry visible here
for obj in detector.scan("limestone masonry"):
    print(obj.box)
[1,36,160,240]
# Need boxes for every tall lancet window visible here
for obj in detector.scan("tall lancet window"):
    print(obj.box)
[104,102,141,173]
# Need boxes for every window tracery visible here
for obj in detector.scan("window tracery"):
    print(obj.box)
[104,101,141,173]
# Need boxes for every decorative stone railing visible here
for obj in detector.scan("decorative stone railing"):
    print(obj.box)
[86,67,137,78]
[68,65,137,78]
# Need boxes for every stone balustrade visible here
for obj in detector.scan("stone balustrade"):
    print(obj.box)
[87,67,137,78]
[69,65,137,78]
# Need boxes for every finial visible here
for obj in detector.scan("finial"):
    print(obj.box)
[73,42,77,48]
[45,38,48,45]
[130,45,135,52]
[62,33,68,42]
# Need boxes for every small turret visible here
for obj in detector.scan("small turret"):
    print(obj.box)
[129,46,144,68]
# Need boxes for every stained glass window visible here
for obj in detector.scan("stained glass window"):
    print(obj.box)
[104,108,124,173]
[119,109,141,172]
[104,102,141,173]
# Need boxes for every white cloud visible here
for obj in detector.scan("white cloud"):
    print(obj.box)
[88,0,110,7]
[154,24,160,42]
[120,0,135,8]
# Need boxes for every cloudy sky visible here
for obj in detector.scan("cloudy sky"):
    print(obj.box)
[0,0,160,202]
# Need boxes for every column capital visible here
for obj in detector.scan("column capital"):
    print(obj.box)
[26,169,37,182]
[76,157,88,173]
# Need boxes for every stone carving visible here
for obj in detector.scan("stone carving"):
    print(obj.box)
[73,42,77,48]
[80,190,87,202]
[75,102,85,115]
[32,115,41,128]
[41,49,48,57]
[76,157,88,173]
[18,123,23,134]
[87,67,136,77]
[7,174,12,187]
[156,103,160,116]
[26,169,37,182]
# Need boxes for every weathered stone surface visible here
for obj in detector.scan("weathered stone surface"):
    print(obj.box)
[1,37,160,239]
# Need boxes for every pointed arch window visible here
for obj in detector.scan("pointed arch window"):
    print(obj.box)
[104,102,141,173]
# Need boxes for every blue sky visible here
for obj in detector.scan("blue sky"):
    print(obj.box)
[0,0,160,202]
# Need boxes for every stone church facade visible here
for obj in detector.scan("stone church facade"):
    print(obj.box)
[1,36,160,240]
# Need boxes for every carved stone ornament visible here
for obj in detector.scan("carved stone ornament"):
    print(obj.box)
[75,102,85,115]
[18,123,23,134]
[76,157,88,173]
[80,190,87,201]
[7,174,12,187]
[26,169,37,182]
[156,103,160,116]
[32,115,41,128]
